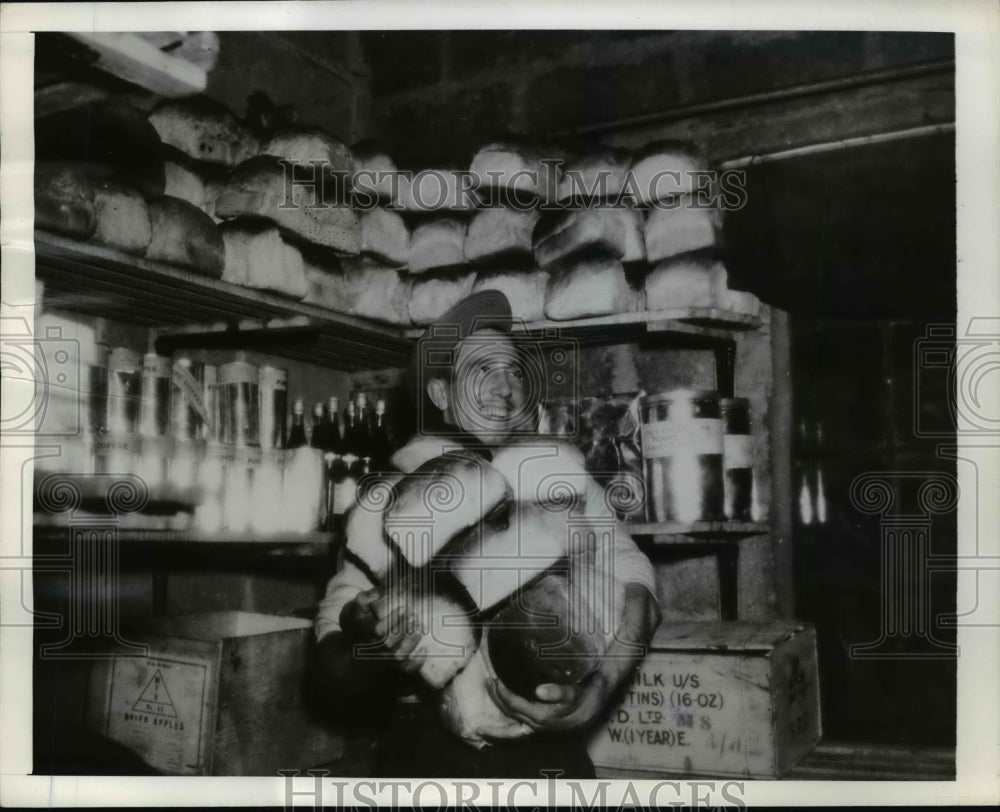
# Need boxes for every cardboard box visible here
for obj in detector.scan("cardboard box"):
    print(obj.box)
[86,611,343,775]
[588,621,821,778]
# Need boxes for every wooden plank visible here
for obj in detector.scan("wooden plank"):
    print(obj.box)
[66,32,207,97]
[600,66,954,166]
[767,308,795,617]
[628,520,768,537]
[34,232,415,371]
[588,622,820,778]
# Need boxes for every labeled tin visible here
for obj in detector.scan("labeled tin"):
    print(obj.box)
[103,347,141,435]
[258,366,288,451]
[640,389,724,523]
[217,356,259,447]
[93,347,141,475]
[139,352,171,438]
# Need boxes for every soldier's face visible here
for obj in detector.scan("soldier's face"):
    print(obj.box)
[448,329,529,444]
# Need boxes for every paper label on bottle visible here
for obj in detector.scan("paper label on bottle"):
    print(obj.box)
[641,418,723,458]
[724,434,754,469]
[172,362,213,434]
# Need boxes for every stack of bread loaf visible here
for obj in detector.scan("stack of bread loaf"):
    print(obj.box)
[344,440,630,749]
[462,141,554,323]
[34,89,758,323]
[34,100,225,277]
[327,142,412,323]
[397,163,477,326]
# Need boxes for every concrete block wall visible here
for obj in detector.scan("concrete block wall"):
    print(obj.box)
[363,30,953,168]
[206,31,371,143]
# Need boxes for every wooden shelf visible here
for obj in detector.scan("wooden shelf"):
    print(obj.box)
[33,471,200,514]
[35,232,762,369]
[400,307,760,344]
[32,524,335,557]
[627,520,768,543]
[34,231,415,371]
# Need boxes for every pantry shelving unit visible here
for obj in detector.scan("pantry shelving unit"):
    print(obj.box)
[33,229,788,619]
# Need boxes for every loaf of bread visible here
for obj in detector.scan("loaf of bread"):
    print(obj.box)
[443,501,571,613]
[439,642,532,748]
[543,254,639,320]
[163,159,207,211]
[149,97,259,167]
[306,257,413,325]
[386,450,512,568]
[34,163,98,238]
[619,204,646,264]
[201,175,226,223]
[644,196,720,263]
[645,253,729,311]
[261,128,353,177]
[629,140,709,205]
[408,270,476,325]
[35,101,165,198]
[145,196,224,277]
[34,163,152,253]
[533,206,632,269]
[360,207,410,267]
[386,585,479,690]
[343,472,478,690]
[465,207,539,265]
[214,157,360,254]
[486,572,603,699]
[721,287,761,317]
[220,219,307,299]
[557,146,633,203]
[490,439,591,505]
[408,217,467,273]
[470,140,561,203]
[342,257,413,325]
[92,181,152,255]
[471,268,548,322]
[395,169,478,213]
[351,140,399,205]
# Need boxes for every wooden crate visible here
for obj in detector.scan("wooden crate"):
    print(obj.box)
[588,620,821,778]
[86,611,343,775]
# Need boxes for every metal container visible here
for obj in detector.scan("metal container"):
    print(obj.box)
[170,356,211,441]
[258,366,288,451]
[720,397,754,521]
[217,356,259,447]
[639,389,724,523]
[139,353,171,438]
[102,347,142,435]
[92,347,141,475]
[202,362,218,441]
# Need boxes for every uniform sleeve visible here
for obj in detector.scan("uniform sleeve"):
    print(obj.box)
[314,558,375,641]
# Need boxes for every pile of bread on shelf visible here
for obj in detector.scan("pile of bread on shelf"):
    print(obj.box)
[34,95,759,325]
